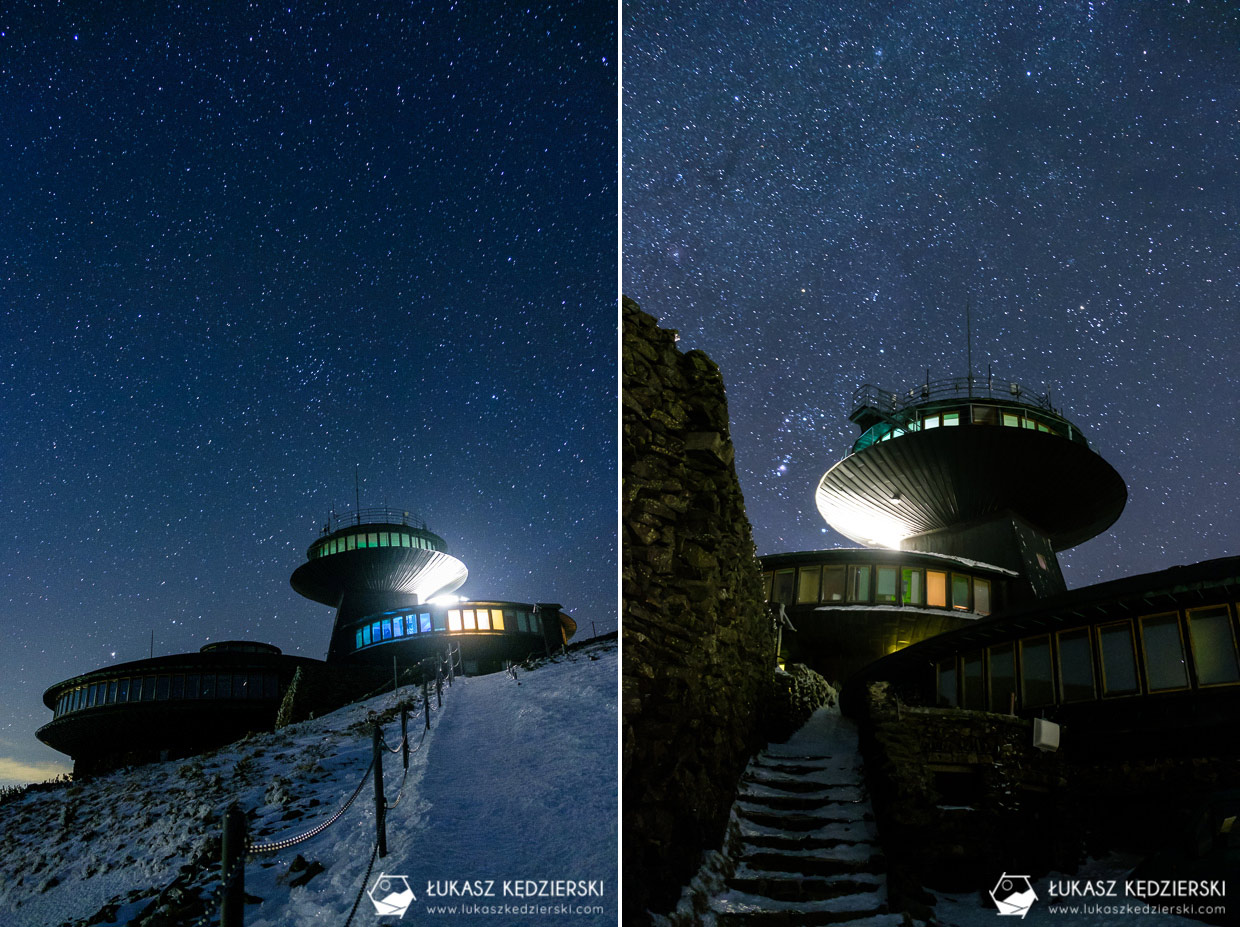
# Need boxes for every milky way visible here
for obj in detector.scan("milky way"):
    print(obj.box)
[0,3,615,782]
[625,3,1239,586]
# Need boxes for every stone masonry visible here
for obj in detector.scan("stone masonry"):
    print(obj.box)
[623,297,776,924]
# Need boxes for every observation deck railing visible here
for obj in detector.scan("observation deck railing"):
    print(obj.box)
[319,507,429,536]
[852,375,1059,417]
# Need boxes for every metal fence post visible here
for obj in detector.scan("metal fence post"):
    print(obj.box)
[373,724,387,858]
[423,680,431,729]
[220,803,247,927]
[401,707,409,770]
[447,649,454,687]
[436,664,443,707]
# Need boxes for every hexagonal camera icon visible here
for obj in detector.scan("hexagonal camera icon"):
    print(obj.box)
[368,872,416,917]
[990,873,1038,917]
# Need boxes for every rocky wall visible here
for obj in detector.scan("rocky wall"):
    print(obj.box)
[623,297,776,924]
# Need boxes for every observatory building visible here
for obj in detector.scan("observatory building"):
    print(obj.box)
[762,374,1240,746]
[37,505,578,775]
[290,507,576,673]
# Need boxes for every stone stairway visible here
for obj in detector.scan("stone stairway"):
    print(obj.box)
[710,707,903,927]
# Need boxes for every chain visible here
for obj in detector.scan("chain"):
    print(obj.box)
[343,838,381,927]
[248,754,375,854]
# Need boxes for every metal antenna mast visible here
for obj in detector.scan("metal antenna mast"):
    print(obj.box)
[965,295,974,397]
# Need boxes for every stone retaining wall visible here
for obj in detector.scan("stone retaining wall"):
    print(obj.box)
[623,297,776,924]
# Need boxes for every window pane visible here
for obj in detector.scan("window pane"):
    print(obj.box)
[382,619,392,640]
[477,609,492,630]
[962,653,984,709]
[1141,614,1188,691]
[875,566,898,603]
[403,615,416,635]
[491,609,505,630]
[154,676,170,700]
[356,629,364,649]
[822,566,847,602]
[346,534,356,550]
[517,611,530,632]
[530,614,542,634]
[379,532,390,547]
[847,565,871,603]
[201,675,216,699]
[265,674,279,698]
[392,616,403,637]
[433,611,447,632]
[796,566,820,604]
[902,568,924,606]
[988,643,1016,712]
[937,659,958,707]
[463,609,477,630]
[362,624,372,645]
[141,677,157,701]
[107,679,118,704]
[1058,629,1095,702]
[372,622,381,642]
[951,574,971,610]
[943,412,960,426]
[87,683,99,707]
[448,610,462,631]
[421,613,433,633]
[927,571,947,607]
[1002,412,1020,427]
[1020,637,1054,707]
[772,570,795,604]
[216,674,232,699]
[249,672,264,698]
[170,675,184,699]
[923,415,939,429]
[972,405,999,426]
[1187,606,1240,685]
[1098,623,1139,696]
[117,678,130,703]
[973,578,991,615]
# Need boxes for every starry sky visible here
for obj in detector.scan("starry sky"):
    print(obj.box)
[625,3,1239,587]
[0,3,615,786]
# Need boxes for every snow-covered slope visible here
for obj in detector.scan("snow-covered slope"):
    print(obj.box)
[0,638,617,927]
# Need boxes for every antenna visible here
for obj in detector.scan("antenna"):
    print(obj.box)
[354,465,361,525]
[965,295,973,397]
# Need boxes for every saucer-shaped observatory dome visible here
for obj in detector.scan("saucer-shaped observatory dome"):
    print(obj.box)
[815,377,1126,597]
[291,508,467,658]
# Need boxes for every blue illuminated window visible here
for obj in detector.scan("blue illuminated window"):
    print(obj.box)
[372,621,381,642]
[405,615,417,635]
[363,625,372,646]
[420,613,432,633]
[393,617,404,637]
[382,620,393,640]
[356,630,364,649]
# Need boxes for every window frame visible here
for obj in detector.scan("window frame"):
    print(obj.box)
[1186,604,1240,688]
[1137,611,1191,693]
[1056,627,1096,703]
[1095,620,1141,698]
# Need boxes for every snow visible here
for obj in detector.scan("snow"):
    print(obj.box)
[0,638,616,927]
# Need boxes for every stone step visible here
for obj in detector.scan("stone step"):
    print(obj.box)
[741,829,877,853]
[736,807,870,831]
[743,773,862,793]
[713,886,888,924]
[726,874,881,903]
[739,846,885,877]
[715,906,901,927]
[735,794,862,814]
[740,783,864,803]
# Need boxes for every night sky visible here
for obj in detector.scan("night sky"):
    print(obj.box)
[1,4,615,785]
[625,5,1239,588]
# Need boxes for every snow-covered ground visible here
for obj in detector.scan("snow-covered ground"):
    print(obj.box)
[0,638,617,927]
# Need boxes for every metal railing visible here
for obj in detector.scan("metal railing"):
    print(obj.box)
[318,506,430,536]
[852,374,1060,417]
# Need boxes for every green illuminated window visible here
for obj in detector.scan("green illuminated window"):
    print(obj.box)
[1002,412,1019,427]
[1098,622,1139,696]
[988,643,1016,711]
[923,414,940,429]
[379,532,390,547]
[875,566,898,603]
[901,568,924,605]
[1058,629,1094,702]
[347,535,357,551]
[1023,417,1037,429]
[1140,613,1188,691]
[951,573,971,610]
[796,566,820,604]
[1187,606,1240,685]
[943,412,960,426]
[1020,636,1054,707]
